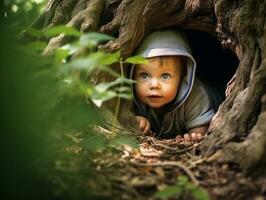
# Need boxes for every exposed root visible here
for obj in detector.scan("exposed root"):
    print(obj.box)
[72,0,88,18]
[201,57,266,159]
[42,33,68,55]
[209,94,266,174]
[42,0,106,55]
[99,0,147,56]
[46,0,77,28]
[99,0,215,57]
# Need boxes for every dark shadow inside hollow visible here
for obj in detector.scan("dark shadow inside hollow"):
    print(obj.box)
[185,29,239,101]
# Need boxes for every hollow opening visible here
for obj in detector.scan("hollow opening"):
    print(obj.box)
[185,29,239,103]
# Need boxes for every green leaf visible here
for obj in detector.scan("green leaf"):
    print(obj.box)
[99,51,120,65]
[177,175,189,186]
[125,56,148,64]
[154,186,182,199]
[25,41,47,52]
[79,32,115,47]
[190,187,210,200]
[24,28,43,37]
[54,48,69,64]
[91,98,103,107]
[117,93,132,100]
[60,43,79,55]
[99,65,120,77]
[94,77,133,93]
[60,51,120,76]
[60,57,95,74]
[95,82,114,93]
[58,78,91,97]
[95,77,134,92]
[91,90,117,107]
[42,25,81,37]
[112,77,135,85]
[60,53,101,74]
[115,86,131,93]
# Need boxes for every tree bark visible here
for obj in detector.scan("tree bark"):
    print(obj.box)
[36,0,266,175]
[200,0,266,174]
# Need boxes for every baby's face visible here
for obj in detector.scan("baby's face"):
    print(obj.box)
[134,56,183,108]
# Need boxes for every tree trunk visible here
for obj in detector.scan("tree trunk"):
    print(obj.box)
[36,0,266,175]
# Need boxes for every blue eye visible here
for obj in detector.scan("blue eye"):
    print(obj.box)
[161,73,171,80]
[139,72,150,80]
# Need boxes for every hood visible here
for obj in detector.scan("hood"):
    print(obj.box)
[129,29,197,132]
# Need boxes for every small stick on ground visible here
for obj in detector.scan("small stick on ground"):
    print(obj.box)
[132,161,199,186]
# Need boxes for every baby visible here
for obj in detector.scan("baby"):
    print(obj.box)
[130,29,215,143]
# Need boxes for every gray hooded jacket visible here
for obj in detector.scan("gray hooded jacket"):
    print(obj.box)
[130,29,215,138]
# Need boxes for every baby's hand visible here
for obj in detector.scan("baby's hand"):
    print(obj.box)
[175,133,203,144]
[184,132,203,143]
[135,116,152,135]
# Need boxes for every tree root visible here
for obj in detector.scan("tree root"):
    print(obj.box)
[201,52,266,157]
[99,0,150,57]
[206,93,266,174]
[45,0,77,28]
[99,0,215,57]
[40,0,216,57]
[43,0,107,55]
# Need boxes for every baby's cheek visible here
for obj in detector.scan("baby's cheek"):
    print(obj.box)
[135,83,145,97]
[164,84,178,101]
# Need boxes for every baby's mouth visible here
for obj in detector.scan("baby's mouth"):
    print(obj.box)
[148,95,162,99]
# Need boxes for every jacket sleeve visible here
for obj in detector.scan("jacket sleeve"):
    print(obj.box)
[184,80,215,130]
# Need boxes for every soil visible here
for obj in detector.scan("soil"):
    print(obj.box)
[87,134,266,200]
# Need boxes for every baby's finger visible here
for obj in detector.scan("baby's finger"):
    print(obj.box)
[139,119,146,132]
[184,133,191,144]
[176,135,183,143]
[143,121,151,135]
[196,133,202,141]
[190,133,197,142]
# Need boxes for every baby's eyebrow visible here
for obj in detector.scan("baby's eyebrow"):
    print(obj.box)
[135,65,149,71]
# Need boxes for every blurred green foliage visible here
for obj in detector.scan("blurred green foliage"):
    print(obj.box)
[0,1,144,199]
[2,0,46,29]
[155,176,210,200]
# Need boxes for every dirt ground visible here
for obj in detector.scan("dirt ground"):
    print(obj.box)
[89,135,266,200]
[49,129,266,200]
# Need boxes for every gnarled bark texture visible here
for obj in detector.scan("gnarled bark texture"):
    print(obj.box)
[35,0,266,175]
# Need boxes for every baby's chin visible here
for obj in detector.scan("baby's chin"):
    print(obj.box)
[147,102,166,109]
[144,99,174,109]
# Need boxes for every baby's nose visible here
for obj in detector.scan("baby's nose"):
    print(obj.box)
[149,78,160,89]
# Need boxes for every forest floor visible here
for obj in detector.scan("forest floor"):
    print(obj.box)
[50,129,266,200]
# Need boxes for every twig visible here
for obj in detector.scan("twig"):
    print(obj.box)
[151,143,180,151]
[132,161,199,186]
[185,151,194,158]
[96,126,113,134]
[150,137,201,154]
[189,158,206,167]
